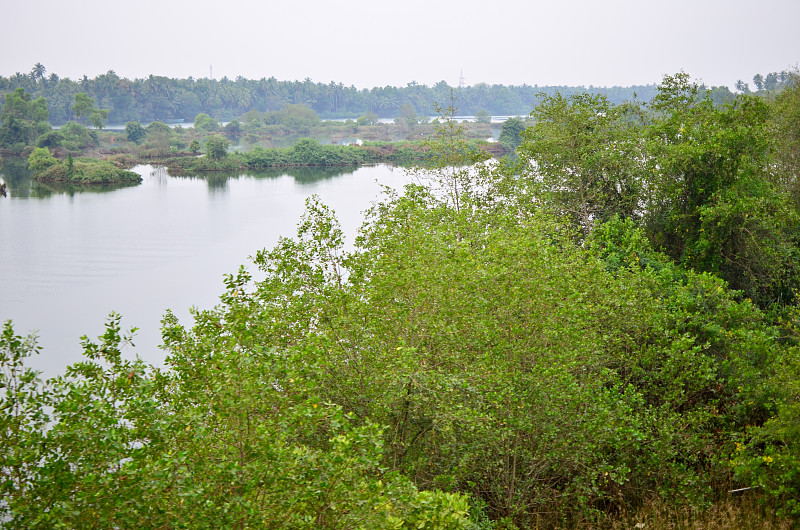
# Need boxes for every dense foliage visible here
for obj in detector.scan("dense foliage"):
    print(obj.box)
[3,65,760,124]
[26,147,141,184]
[2,72,800,528]
[5,66,786,127]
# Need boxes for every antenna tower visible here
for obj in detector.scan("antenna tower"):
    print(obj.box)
[458,70,466,89]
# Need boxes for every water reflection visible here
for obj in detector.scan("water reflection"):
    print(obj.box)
[1,163,413,377]
[1,157,372,199]
[0,158,34,198]
[169,165,359,192]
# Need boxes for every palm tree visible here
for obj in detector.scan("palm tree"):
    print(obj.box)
[31,63,46,83]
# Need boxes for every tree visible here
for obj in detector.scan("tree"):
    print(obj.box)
[223,118,241,135]
[30,62,46,83]
[357,111,378,126]
[764,72,779,91]
[0,88,50,149]
[124,121,146,144]
[192,112,219,132]
[205,134,229,159]
[645,72,800,306]
[519,92,647,235]
[769,71,800,204]
[71,93,109,129]
[416,100,492,212]
[277,103,319,131]
[141,121,173,155]
[474,109,491,123]
[735,79,751,93]
[59,122,98,151]
[399,103,418,128]
[753,73,765,91]
[497,117,526,152]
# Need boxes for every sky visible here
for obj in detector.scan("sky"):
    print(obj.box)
[1,0,798,90]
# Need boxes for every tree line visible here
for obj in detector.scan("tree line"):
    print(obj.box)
[6,63,776,124]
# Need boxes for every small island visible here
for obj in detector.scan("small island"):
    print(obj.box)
[27,147,141,184]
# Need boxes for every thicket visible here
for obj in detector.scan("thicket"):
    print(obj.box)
[2,73,800,528]
[26,147,141,184]
[163,138,452,173]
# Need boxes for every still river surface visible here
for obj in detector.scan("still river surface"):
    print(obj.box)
[0,163,414,377]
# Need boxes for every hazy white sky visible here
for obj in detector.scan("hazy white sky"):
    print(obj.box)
[1,0,798,89]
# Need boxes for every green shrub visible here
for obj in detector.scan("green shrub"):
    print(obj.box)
[27,147,58,172]
[205,135,229,159]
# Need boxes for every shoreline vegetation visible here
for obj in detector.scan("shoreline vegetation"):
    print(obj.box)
[27,148,141,184]
[2,69,800,528]
[15,117,509,184]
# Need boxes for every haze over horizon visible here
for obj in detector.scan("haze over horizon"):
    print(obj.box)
[1,0,798,90]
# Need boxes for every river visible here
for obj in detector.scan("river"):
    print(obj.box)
[0,163,414,377]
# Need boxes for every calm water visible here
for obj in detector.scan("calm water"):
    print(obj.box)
[0,163,413,377]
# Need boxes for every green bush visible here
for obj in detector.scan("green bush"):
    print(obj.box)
[59,121,98,151]
[205,134,229,159]
[193,112,219,132]
[125,121,146,144]
[0,312,471,529]
[27,147,58,172]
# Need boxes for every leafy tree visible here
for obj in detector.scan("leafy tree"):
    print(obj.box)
[35,129,63,148]
[415,100,492,212]
[143,121,173,155]
[291,137,324,164]
[59,121,98,151]
[735,79,751,93]
[497,117,526,152]
[188,139,200,154]
[0,308,471,529]
[205,134,229,159]
[519,92,647,235]
[124,121,146,144]
[732,341,800,518]
[474,109,491,123]
[357,111,379,126]
[277,103,320,131]
[240,109,263,126]
[71,93,109,129]
[399,103,418,128]
[223,118,241,135]
[645,73,800,306]
[769,70,800,205]
[193,112,219,132]
[0,88,50,149]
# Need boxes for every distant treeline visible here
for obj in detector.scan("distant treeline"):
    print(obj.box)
[1,64,761,125]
